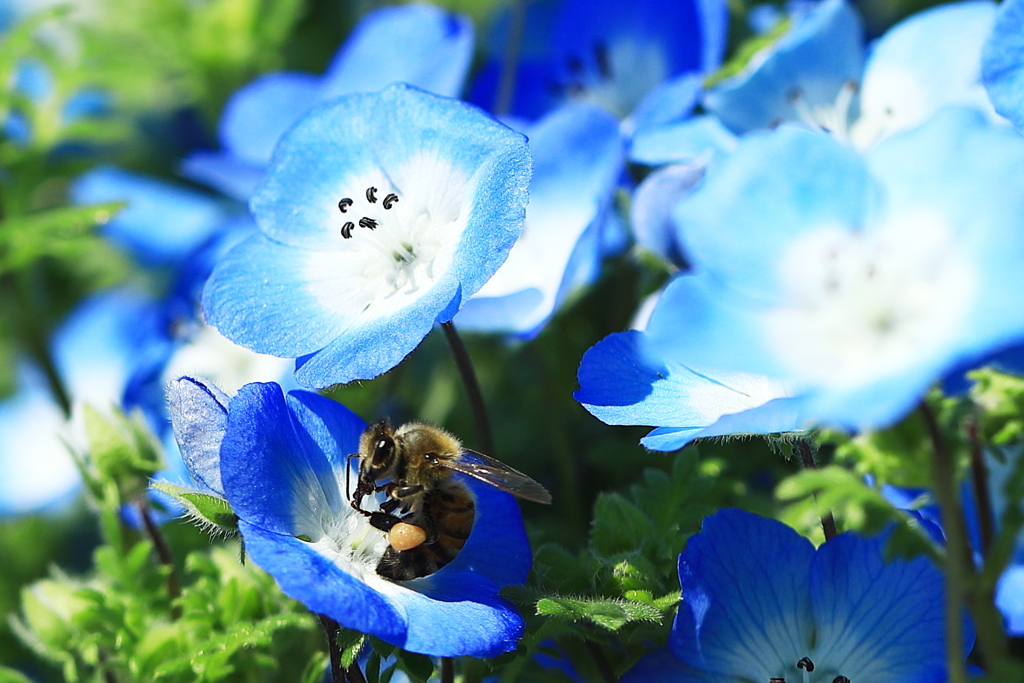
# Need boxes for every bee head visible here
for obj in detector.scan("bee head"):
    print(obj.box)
[358,419,399,484]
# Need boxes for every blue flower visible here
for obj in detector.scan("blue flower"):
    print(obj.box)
[622,509,970,683]
[630,0,999,167]
[168,378,531,656]
[575,326,803,452]
[455,103,624,337]
[71,165,229,265]
[203,83,531,387]
[183,2,474,201]
[982,0,1024,131]
[470,0,727,132]
[642,108,1024,432]
[0,289,167,515]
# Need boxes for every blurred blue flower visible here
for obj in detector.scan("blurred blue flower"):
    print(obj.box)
[71,165,229,265]
[982,0,1024,131]
[0,288,167,515]
[471,0,727,132]
[643,108,1024,432]
[622,508,969,683]
[455,103,624,337]
[183,2,474,201]
[168,378,531,656]
[203,83,531,387]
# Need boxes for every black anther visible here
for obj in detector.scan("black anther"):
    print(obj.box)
[366,186,378,203]
[338,197,353,213]
[341,221,354,239]
[787,86,804,104]
[383,193,399,210]
[769,678,786,683]
[833,678,850,683]
[567,54,584,74]
[797,658,814,672]
[359,217,378,230]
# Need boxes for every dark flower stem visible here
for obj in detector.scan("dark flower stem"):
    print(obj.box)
[584,640,618,683]
[919,402,970,683]
[795,440,838,541]
[136,500,181,616]
[440,656,454,683]
[967,419,995,557]
[441,321,494,456]
[319,615,368,683]
[494,0,526,116]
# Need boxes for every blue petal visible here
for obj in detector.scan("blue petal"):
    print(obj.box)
[319,3,473,101]
[996,563,1024,636]
[672,125,871,298]
[629,114,738,166]
[864,107,1024,360]
[855,0,997,145]
[202,234,354,357]
[983,0,1024,130]
[0,364,79,516]
[180,151,267,202]
[71,166,226,265]
[239,520,407,641]
[670,509,815,678]
[629,73,703,133]
[643,273,790,380]
[630,162,705,264]
[217,72,322,167]
[809,530,969,680]
[167,376,229,496]
[220,383,344,536]
[703,0,864,133]
[620,647,721,683]
[457,104,624,335]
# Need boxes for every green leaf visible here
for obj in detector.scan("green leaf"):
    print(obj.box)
[394,650,434,683]
[0,667,33,683]
[589,493,654,559]
[972,369,1024,445]
[0,203,125,273]
[704,17,793,87]
[336,629,366,669]
[536,595,662,631]
[151,482,238,534]
[83,405,164,502]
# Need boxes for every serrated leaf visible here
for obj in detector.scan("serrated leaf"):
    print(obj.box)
[336,629,366,669]
[536,595,662,631]
[151,481,238,533]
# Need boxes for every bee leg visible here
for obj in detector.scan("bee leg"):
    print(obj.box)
[392,484,424,499]
[380,498,402,514]
[368,511,403,533]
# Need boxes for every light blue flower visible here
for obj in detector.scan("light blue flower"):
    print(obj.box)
[982,0,1024,131]
[168,378,532,656]
[642,107,1024,432]
[455,102,624,337]
[183,2,474,201]
[630,0,999,167]
[70,165,229,265]
[203,83,531,387]
[0,288,166,515]
[622,508,970,683]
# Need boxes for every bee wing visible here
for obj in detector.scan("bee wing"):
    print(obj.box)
[441,450,552,504]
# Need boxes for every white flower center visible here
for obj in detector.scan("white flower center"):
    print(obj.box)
[764,211,975,389]
[162,325,293,395]
[788,81,858,144]
[304,153,470,323]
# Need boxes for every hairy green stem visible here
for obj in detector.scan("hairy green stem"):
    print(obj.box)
[441,321,494,455]
[795,440,838,540]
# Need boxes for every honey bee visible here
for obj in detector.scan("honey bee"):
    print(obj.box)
[349,420,551,581]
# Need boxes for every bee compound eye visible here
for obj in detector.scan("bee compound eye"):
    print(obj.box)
[373,435,394,466]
